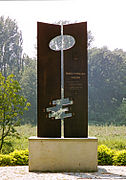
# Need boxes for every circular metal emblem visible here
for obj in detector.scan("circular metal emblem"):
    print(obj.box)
[49,35,75,51]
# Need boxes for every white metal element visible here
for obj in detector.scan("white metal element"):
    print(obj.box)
[61,22,64,138]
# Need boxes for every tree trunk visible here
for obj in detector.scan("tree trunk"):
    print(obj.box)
[0,127,4,151]
[0,107,5,152]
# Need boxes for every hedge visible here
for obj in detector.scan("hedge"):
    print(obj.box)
[0,146,126,166]
[0,149,28,166]
[113,150,126,165]
[98,144,115,165]
[98,145,126,165]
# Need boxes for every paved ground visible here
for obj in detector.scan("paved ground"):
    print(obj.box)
[0,166,126,179]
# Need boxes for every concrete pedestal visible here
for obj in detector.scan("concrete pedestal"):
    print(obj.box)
[29,137,98,172]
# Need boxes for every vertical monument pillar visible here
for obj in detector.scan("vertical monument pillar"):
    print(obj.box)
[29,21,98,172]
[64,22,88,137]
[37,22,61,137]
[37,22,88,138]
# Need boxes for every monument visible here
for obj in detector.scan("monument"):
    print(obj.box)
[29,21,98,172]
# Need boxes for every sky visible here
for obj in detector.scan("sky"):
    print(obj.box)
[0,0,126,58]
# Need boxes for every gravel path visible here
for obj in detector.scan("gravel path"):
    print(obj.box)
[0,166,126,180]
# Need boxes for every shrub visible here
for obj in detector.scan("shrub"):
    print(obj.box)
[98,144,115,165]
[0,154,16,166]
[113,150,126,166]
[10,149,29,165]
[0,149,28,166]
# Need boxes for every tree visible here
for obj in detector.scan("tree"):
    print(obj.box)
[88,47,126,124]
[0,73,30,151]
[88,30,94,48]
[114,98,126,125]
[20,55,37,124]
[0,16,23,78]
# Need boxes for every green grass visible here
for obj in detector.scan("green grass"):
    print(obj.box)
[88,125,126,150]
[1,124,126,154]
[1,124,36,154]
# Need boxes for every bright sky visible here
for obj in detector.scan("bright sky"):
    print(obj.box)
[0,0,126,58]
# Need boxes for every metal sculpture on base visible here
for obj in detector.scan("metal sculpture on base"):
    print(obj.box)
[37,21,88,138]
[29,21,98,172]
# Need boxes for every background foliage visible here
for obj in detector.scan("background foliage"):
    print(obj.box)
[88,48,126,125]
[0,16,23,78]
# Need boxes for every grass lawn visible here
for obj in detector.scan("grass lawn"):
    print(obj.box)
[89,125,126,150]
[1,124,126,154]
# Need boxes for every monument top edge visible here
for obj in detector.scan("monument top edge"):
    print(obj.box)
[29,136,98,141]
[37,21,87,26]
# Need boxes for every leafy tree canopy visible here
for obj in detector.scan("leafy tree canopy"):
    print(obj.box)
[88,47,126,125]
[0,73,30,151]
[0,16,23,78]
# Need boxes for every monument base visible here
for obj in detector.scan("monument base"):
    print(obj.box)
[29,137,98,172]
